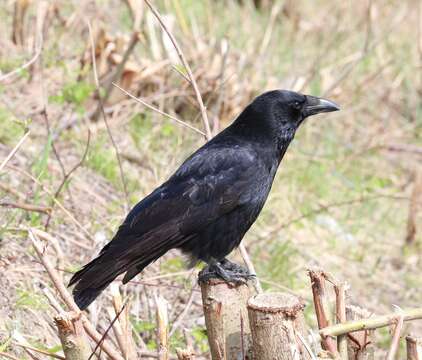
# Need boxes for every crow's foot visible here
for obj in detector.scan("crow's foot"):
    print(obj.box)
[198,259,255,285]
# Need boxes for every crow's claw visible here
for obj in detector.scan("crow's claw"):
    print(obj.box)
[198,260,254,285]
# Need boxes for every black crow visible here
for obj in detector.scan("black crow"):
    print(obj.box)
[69,90,339,310]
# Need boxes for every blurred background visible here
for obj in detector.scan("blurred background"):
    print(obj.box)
[0,0,421,358]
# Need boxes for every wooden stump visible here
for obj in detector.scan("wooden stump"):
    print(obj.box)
[247,292,309,360]
[200,278,256,360]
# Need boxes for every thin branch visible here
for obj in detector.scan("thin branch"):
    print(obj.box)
[12,341,65,360]
[171,64,192,84]
[321,307,422,337]
[334,282,348,360]
[87,299,129,360]
[92,31,140,121]
[169,285,196,337]
[87,20,130,211]
[44,129,91,229]
[296,332,318,360]
[9,165,94,241]
[0,352,20,360]
[308,269,338,354]
[0,182,25,199]
[0,49,42,82]
[0,201,52,214]
[386,311,404,360]
[238,243,262,293]
[28,229,125,360]
[144,0,212,140]
[112,82,206,136]
[0,131,30,173]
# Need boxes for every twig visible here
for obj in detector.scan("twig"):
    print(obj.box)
[0,131,30,173]
[87,298,129,360]
[0,182,25,199]
[0,352,20,360]
[296,332,318,360]
[308,269,338,354]
[155,293,169,360]
[9,165,93,241]
[87,20,130,211]
[28,229,125,360]
[169,285,196,337]
[44,129,91,229]
[0,201,52,214]
[144,0,212,140]
[110,284,137,360]
[238,244,262,293]
[320,307,422,337]
[171,64,192,84]
[12,342,65,360]
[43,286,65,313]
[386,311,405,360]
[92,31,140,121]
[0,49,42,82]
[334,282,348,359]
[112,82,205,136]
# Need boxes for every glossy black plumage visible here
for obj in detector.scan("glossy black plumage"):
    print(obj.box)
[69,90,339,310]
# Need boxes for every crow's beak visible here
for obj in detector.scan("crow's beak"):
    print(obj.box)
[303,95,340,118]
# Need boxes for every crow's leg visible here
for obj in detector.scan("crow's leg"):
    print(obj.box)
[198,258,255,284]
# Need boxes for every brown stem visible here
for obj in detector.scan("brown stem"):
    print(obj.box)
[406,335,422,360]
[0,201,51,214]
[334,283,348,359]
[308,269,338,354]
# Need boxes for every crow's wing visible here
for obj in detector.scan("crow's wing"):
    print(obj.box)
[125,144,260,235]
[69,145,261,309]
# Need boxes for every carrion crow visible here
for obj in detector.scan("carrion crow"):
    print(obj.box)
[69,90,339,310]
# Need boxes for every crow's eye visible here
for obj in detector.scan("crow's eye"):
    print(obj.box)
[292,101,301,110]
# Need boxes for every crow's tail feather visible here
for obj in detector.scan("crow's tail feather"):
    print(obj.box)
[69,223,185,310]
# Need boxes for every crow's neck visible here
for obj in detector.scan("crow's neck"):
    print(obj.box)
[228,111,296,163]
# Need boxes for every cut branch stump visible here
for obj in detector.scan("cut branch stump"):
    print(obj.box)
[200,278,256,360]
[345,305,374,360]
[407,335,422,360]
[308,270,337,354]
[54,311,91,360]
[247,292,310,360]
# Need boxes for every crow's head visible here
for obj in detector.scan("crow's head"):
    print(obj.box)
[247,90,340,142]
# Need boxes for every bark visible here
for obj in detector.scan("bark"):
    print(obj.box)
[155,295,169,360]
[407,335,422,360]
[308,270,337,354]
[176,347,195,360]
[345,305,374,360]
[200,278,255,360]
[54,312,91,360]
[247,292,309,360]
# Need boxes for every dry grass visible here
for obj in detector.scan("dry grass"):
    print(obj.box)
[0,0,421,358]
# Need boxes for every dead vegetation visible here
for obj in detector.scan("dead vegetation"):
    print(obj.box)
[0,0,421,359]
